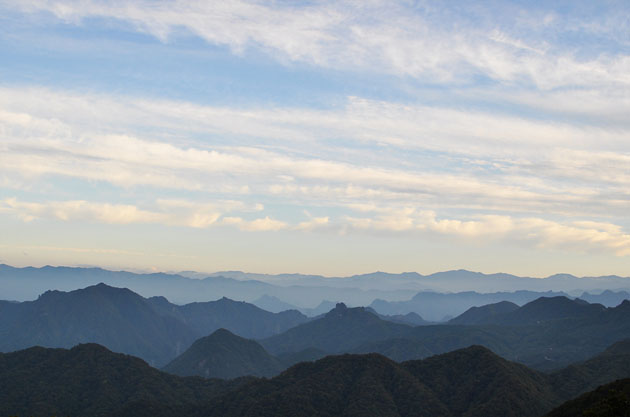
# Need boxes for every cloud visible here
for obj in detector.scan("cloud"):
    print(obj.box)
[221,216,288,232]
[3,195,630,257]
[343,208,630,257]
[0,197,267,230]
[2,86,630,221]
[0,198,164,224]
[6,0,630,90]
[295,216,330,232]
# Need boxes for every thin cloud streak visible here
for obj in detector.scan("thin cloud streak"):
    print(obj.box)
[4,197,630,257]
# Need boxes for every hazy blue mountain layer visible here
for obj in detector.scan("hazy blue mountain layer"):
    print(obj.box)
[261,296,630,370]
[3,265,629,314]
[0,284,307,366]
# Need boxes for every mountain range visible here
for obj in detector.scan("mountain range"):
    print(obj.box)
[3,265,629,318]
[3,340,630,416]
[260,296,630,370]
[3,282,629,371]
[370,290,576,321]
[0,283,307,366]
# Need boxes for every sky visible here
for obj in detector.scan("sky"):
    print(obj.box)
[1,0,630,277]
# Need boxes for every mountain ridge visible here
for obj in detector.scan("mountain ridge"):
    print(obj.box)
[4,341,630,416]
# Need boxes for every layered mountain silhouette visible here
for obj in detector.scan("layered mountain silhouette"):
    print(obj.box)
[4,264,630,313]
[260,296,630,370]
[381,311,429,326]
[251,294,299,313]
[370,290,572,321]
[2,281,629,373]
[3,342,630,416]
[260,303,411,355]
[579,290,630,308]
[0,283,307,366]
[147,295,307,339]
[448,301,519,325]
[0,283,196,366]
[163,329,283,379]
[489,296,606,325]
[449,296,605,326]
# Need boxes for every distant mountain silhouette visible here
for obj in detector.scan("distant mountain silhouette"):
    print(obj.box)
[147,296,308,340]
[370,290,571,321]
[260,303,411,355]
[448,301,519,325]
[163,329,283,379]
[298,299,341,316]
[492,296,606,325]
[449,296,605,326]
[4,264,630,315]
[413,297,630,369]
[0,284,308,366]
[579,289,630,307]
[251,294,299,313]
[0,283,196,366]
[259,296,630,370]
[382,311,430,326]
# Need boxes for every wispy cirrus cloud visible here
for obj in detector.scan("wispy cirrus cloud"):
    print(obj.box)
[5,0,630,89]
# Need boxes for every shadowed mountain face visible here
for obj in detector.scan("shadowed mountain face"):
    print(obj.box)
[549,339,630,399]
[4,342,630,417]
[403,346,560,417]
[204,353,451,417]
[0,284,308,366]
[0,343,242,417]
[163,329,283,379]
[546,378,630,417]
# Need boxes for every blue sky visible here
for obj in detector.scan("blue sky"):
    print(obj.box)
[1,0,630,277]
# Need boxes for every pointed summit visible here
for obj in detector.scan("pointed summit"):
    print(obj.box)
[163,328,283,379]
